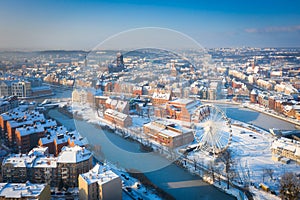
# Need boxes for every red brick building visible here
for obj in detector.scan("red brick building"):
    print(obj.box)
[104,109,132,127]
[133,86,143,96]
[250,89,258,103]
[143,120,194,148]
[15,125,45,153]
[152,92,172,106]
[165,99,201,122]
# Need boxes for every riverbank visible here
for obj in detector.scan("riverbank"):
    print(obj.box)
[48,108,174,200]
[49,107,237,200]
[204,99,300,128]
[201,99,240,105]
[243,102,300,127]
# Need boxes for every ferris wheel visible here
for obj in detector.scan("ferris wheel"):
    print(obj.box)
[191,104,232,154]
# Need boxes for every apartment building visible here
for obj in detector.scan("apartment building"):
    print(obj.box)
[2,146,92,188]
[78,163,122,200]
[57,146,93,187]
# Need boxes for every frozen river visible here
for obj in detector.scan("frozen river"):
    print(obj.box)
[216,104,295,130]
[48,109,236,200]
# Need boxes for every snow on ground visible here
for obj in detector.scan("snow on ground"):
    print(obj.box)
[105,162,162,200]
[64,102,299,200]
[131,115,151,127]
[188,121,299,199]
[230,124,299,194]
[244,102,300,126]
[66,104,162,200]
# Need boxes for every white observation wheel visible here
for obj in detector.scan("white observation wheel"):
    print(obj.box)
[191,104,232,154]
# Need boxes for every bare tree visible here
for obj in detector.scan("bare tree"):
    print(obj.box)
[219,149,235,189]
[208,160,215,182]
[263,168,274,182]
[280,172,300,200]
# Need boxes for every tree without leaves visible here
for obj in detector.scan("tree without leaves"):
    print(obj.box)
[280,172,300,200]
[263,168,274,181]
[219,149,235,189]
[208,160,215,182]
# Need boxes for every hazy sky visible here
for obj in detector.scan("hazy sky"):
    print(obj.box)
[0,0,300,50]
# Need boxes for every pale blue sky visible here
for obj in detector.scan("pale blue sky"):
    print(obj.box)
[0,0,299,50]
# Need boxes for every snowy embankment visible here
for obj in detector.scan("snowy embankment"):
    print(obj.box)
[65,102,292,200]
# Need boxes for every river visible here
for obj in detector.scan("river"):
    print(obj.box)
[48,109,235,200]
[47,89,295,199]
[216,104,295,130]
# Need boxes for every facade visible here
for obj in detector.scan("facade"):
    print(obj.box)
[0,109,23,139]
[0,96,19,114]
[208,81,221,100]
[1,147,57,185]
[0,80,52,99]
[0,182,51,200]
[57,146,93,187]
[257,92,269,108]
[132,86,143,96]
[104,109,132,127]
[108,53,125,73]
[152,92,172,105]
[78,163,122,200]
[31,86,53,97]
[39,127,88,156]
[94,96,108,109]
[250,89,258,103]
[72,88,102,106]
[143,120,194,148]
[271,137,300,164]
[2,145,92,188]
[5,112,45,148]
[15,125,45,153]
[11,81,32,98]
[105,97,129,114]
[165,99,201,122]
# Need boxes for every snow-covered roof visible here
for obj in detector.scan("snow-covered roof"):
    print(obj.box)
[8,119,33,128]
[0,182,47,199]
[272,138,300,155]
[33,156,57,168]
[16,125,45,136]
[0,109,26,120]
[46,126,68,135]
[152,92,171,100]
[79,163,119,185]
[10,112,45,126]
[57,145,92,164]
[28,146,48,157]
[39,133,56,145]
[169,98,194,105]
[55,134,69,145]
[35,119,57,129]
[104,109,129,121]
[144,120,193,138]
[250,89,258,95]
[2,154,36,168]
[40,128,88,147]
